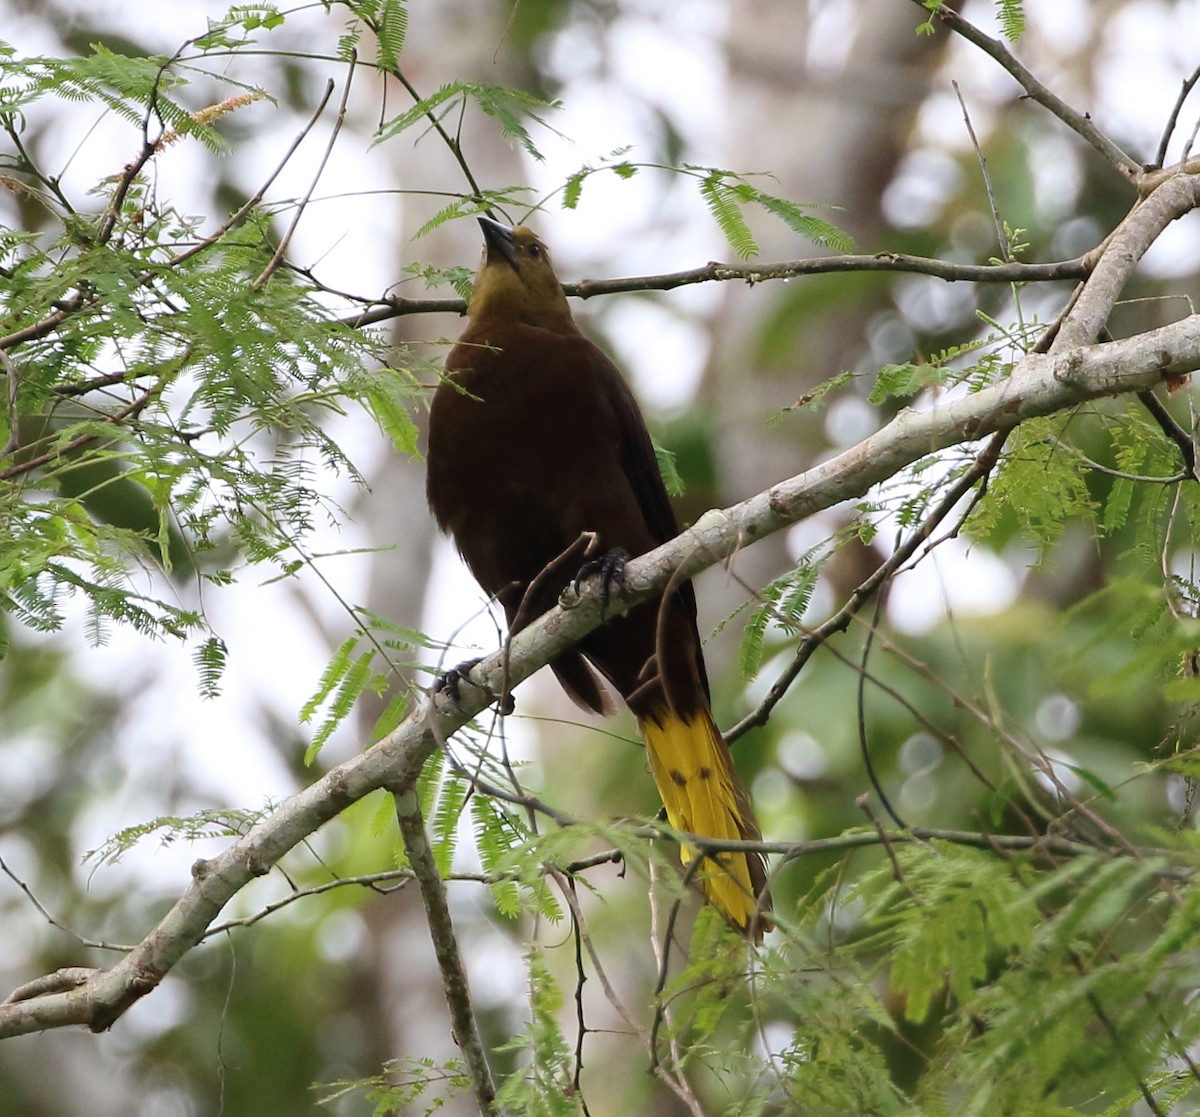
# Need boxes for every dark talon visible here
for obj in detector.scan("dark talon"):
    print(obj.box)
[433,657,482,705]
[433,657,515,715]
[573,547,629,617]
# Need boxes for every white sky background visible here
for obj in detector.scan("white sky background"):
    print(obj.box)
[2,0,1200,947]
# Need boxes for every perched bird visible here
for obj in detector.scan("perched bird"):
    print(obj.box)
[426,217,771,939]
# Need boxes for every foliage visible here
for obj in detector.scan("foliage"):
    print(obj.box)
[3,3,1200,1117]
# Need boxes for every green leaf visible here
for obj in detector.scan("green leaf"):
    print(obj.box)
[752,190,854,251]
[304,649,375,764]
[995,0,1024,42]
[697,171,757,259]
[375,81,561,162]
[739,562,819,678]
[562,171,585,210]
[868,361,945,405]
[193,634,227,699]
[652,437,683,498]
[374,0,408,70]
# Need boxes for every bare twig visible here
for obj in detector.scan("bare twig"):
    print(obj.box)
[166,82,337,276]
[727,433,1006,742]
[1154,62,1200,169]
[878,636,1139,854]
[0,856,135,953]
[923,1,1141,181]
[1138,388,1199,482]
[565,878,592,1114]
[340,252,1091,328]
[391,784,496,1116]
[203,870,417,936]
[252,60,354,290]
[387,67,490,209]
[0,385,156,482]
[952,80,1009,262]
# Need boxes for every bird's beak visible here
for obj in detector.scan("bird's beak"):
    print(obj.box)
[478,216,519,271]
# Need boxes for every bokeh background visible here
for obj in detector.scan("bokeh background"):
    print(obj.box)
[3,0,1200,1113]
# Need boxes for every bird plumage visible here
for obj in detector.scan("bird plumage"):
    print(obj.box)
[426,217,771,939]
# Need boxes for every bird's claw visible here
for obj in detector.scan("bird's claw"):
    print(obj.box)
[433,657,515,715]
[573,547,630,618]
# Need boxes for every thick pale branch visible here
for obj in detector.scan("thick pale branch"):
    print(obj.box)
[1053,173,1200,351]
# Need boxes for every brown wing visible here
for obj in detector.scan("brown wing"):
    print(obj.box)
[587,345,712,706]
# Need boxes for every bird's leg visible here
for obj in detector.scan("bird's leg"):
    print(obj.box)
[573,547,630,618]
[433,657,516,716]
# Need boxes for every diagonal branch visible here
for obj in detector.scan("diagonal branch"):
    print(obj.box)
[922,0,1141,181]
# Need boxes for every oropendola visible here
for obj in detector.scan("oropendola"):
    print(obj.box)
[426,217,771,939]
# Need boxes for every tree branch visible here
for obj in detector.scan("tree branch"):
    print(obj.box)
[392,784,496,1115]
[341,251,1089,327]
[2,305,1193,1039]
[726,432,1007,742]
[2,172,1197,1038]
[1052,173,1200,351]
[924,0,1141,181]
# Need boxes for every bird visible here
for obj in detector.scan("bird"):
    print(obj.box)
[426,216,771,940]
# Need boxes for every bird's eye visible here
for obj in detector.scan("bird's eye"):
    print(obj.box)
[527,243,542,259]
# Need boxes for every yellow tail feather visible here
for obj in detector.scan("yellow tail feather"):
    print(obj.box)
[639,708,770,940]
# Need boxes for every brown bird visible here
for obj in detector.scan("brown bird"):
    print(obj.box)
[426,217,771,939]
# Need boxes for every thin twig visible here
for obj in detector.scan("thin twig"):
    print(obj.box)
[547,867,722,1115]
[204,869,417,936]
[1,351,20,458]
[0,856,136,953]
[813,622,998,794]
[391,784,496,1116]
[856,558,906,828]
[879,636,1139,854]
[0,385,156,482]
[953,80,1009,262]
[566,877,593,1116]
[1048,434,1188,484]
[2,117,78,216]
[166,82,337,276]
[727,432,1007,742]
[340,252,1091,328]
[642,861,711,1117]
[253,60,353,290]
[548,868,643,1037]
[387,65,489,209]
[1138,388,1199,482]
[429,712,580,828]
[858,797,917,899]
[1154,62,1200,169]
[924,0,1140,181]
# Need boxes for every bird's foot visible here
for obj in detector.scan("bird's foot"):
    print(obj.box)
[573,547,630,618]
[433,657,515,715]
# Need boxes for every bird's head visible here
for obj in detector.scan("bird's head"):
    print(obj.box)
[467,216,574,330]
